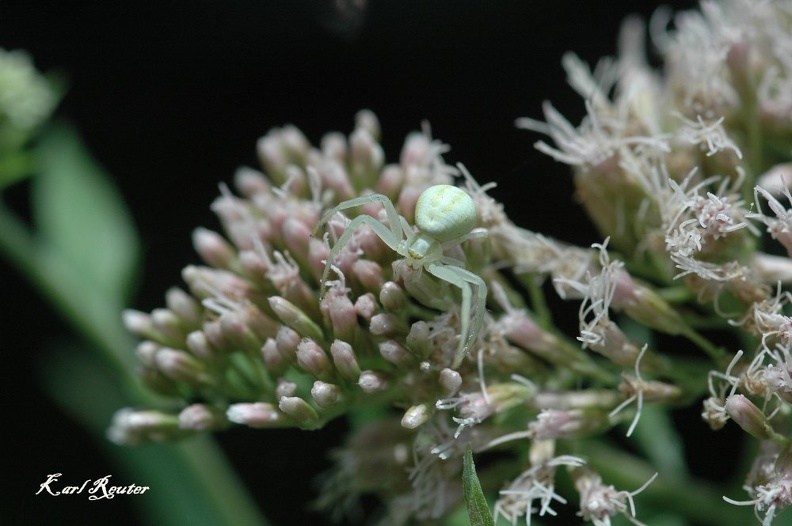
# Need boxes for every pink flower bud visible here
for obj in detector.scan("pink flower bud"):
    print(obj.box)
[178,404,228,432]
[354,293,377,321]
[379,340,413,367]
[330,340,361,382]
[296,338,333,380]
[311,381,344,407]
[269,296,325,342]
[278,396,320,427]
[370,313,409,337]
[401,403,433,429]
[725,394,773,440]
[227,402,285,428]
[193,227,237,270]
[379,281,407,311]
[358,370,389,393]
[165,287,202,329]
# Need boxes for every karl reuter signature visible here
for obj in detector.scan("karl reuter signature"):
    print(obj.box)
[36,473,150,500]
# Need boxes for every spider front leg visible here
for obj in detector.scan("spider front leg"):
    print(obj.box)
[426,263,487,368]
[316,214,402,295]
[311,193,405,242]
[312,194,410,295]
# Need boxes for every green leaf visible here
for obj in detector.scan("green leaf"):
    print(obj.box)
[39,344,268,526]
[463,445,494,526]
[32,123,139,304]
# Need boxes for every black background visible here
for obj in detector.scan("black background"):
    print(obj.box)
[0,1,706,525]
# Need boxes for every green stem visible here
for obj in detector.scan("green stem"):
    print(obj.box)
[681,326,730,365]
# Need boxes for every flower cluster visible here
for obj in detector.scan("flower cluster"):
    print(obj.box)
[114,1,792,524]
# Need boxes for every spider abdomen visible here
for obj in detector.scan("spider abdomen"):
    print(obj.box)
[414,185,477,243]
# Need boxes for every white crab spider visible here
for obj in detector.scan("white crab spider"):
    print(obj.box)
[312,184,488,367]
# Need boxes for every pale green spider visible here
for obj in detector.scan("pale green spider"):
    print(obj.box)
[312,184,488,367]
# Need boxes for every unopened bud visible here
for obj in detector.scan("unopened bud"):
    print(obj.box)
[275,325,301,362]
[296,338,333,380]
[324,293,358,343]
[528,408,609,440]
[186,331,217,362]
[401,403,433,429]
[353,259,385,292]
[193,227,237,270]
[155,348,213,386]
[725,394,774,440]
[165,287,202,329]
[354,292,377,321]
[107,408,184,446]
[379,340,413,367]
[311,381,344,407]
[278,396,320,428]
[269,296,325,342]
[282,217,312,267]
[261,338,286,373]
[227,402,286,428]
[370,313,409,337]
[439,368,463,395]
[178,404,228,431]
[122,309,157,340]
[380,281,408,311]
[330,339,361,382]
[358,370,390,393]
[406,321,432,358]
[276,379,298,399]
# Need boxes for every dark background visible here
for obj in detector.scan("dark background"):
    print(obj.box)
[0,1,702,524]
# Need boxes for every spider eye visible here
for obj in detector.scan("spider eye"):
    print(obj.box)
[414,185,477,242]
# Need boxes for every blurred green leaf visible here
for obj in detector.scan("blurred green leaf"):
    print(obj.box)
[32,123,139,304]
[633,404,687,480]
[463,445,494,526]
[40,343,267,526]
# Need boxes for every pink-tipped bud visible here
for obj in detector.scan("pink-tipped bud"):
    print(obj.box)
[232,166,271,198]
[379,340,413,367]
[155,348,213,386]
[276,379,298,399]
[725,394,774,440]
[122,309,157,340]
[282,217,312,265]
[178,404,228,432]
[406,321,432,358]
[227,402,285,428]
[354,292,377,321]
[275,325,301,362]
[330,339,361,382]
[269,296,325,342]
[278,396,320,428]
[165,287,202,329]
[379,281,408,311]
[107,408,184,446]
[370,313,409,337]
[376,165,404,199]
[439,368,463,395]
[296,338,333,380]
[135,341,160,366]
[324,293,358,344]
[528,408,609,440]
[311,381,344,407]
[401,403,433,429]
[358,370,390,393]
[261,338,287,373]
[193,227,237,271]
[353,259,385,292]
